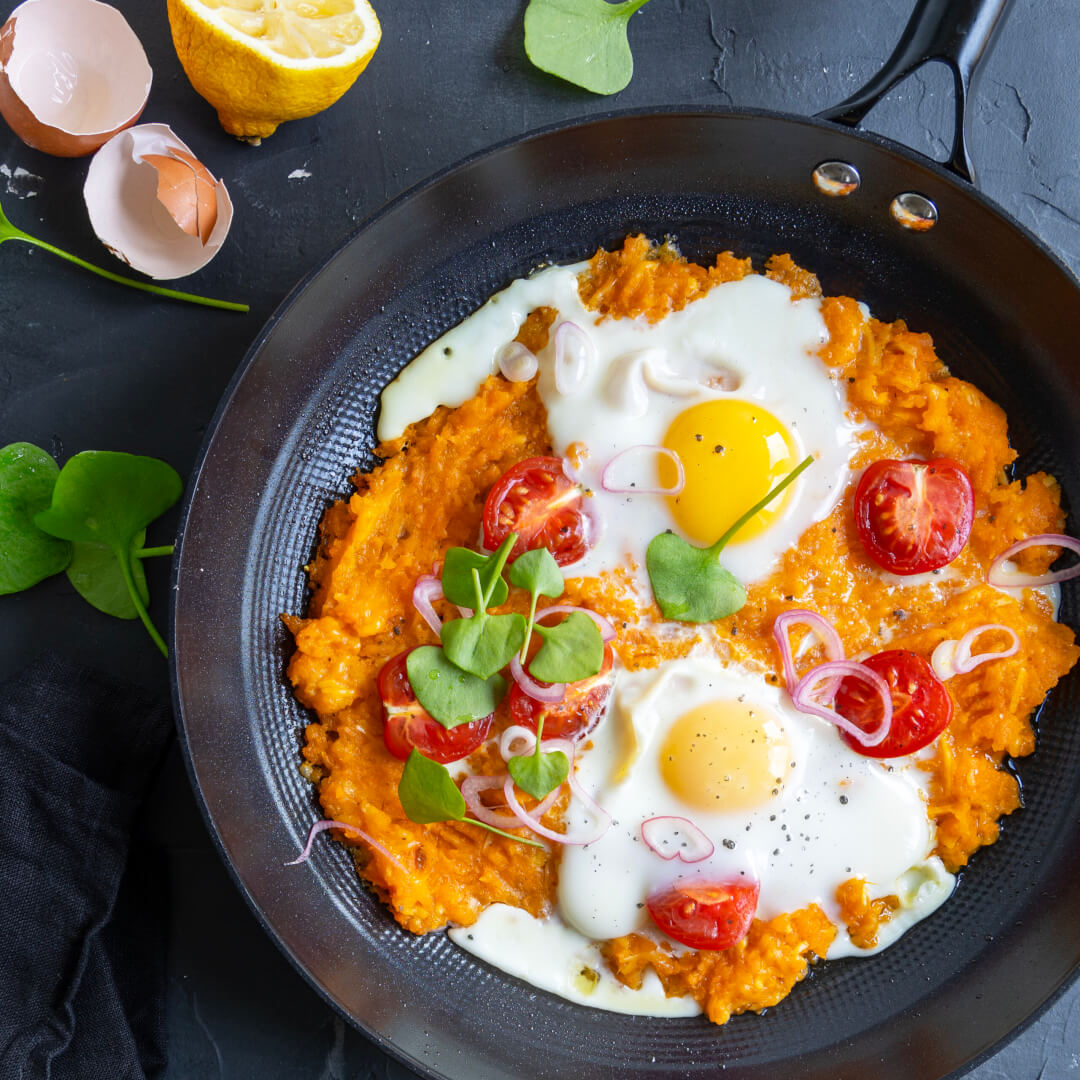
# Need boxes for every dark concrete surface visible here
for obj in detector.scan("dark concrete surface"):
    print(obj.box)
[0,1,1078,1077]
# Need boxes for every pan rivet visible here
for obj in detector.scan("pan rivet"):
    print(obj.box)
[891,193,938,231]
[813,161,860,197]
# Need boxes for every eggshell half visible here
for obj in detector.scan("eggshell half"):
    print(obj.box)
[0,0,152,157]
[83,124,234,279]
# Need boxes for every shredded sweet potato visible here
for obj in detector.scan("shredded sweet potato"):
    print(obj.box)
[285,235,1078,1023]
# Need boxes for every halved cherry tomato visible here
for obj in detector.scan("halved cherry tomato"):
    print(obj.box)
[482,456,590,566]
[509,643,615,739]
[377,648,492,764]
[854,458,974,575]
[835,649,953,759]
[646,879,760,951]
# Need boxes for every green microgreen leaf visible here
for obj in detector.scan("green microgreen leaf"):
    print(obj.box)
[508,546,564,658]
[442,608,527,679]
[646,455,814,623]
[523,0,653,95]
[66,530,151,619]
[529,610,604,683]
[34,451,183,657]
[0,195,248,312]
[406,645,508,728]
[398,747,468,823]
[398,749,544,849]
[441,531,517,610]
[508,747,569,800]
[0,442,71,594]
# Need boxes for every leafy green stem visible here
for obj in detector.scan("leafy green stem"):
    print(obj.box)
[0,208,248,312]
[134,545,174,559]
[709,454,815,554]
[113,542,168,658]
[466,818,545,849]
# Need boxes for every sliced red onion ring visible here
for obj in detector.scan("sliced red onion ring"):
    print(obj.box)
[792,661,893,748]
[510,654,566,704]
[462,774,563,831]
[641,815,715,863]
[535,604,617,642]
[554,321,594,395]
[286,819,408,875]
[600,445,685,496]
[933,623,1020,679]
[412,574,444,635]
[498,725,575,763]
[503,772,610,845]
[772,609,845,696]
[988,533,1080,588]
[498,340,539,382]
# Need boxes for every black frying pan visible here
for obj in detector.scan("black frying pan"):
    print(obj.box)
[170,1,1080,1076]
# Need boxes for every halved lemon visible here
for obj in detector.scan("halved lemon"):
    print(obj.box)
[167,0,381,139]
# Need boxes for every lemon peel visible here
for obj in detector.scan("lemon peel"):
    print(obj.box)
[166,0,381,140]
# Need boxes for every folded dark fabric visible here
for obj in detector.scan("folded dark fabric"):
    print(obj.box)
[0,653,172,1080]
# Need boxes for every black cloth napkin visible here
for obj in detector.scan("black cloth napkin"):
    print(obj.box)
[0,653,172,1080]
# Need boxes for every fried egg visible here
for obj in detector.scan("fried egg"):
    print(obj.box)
[380,263,864,588]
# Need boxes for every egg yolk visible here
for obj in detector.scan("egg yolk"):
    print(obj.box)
[658,700,792,812]
[660,399,799,545]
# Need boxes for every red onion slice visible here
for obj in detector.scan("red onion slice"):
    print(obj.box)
[461,775,521,830]
[988,533,1080,588]
[412,574,444,635]
[933,623,1020,679]
[641,815,715,863]
[510,653,566,704]
[503,773,610,845]
[792,661,893,748]
[554,321,594,395]
[498,341,538,382]
[286,819,408,875]
[498,725,575,763]
[772,609,845,696]
[535,604,617,642]
[600,445,685,496]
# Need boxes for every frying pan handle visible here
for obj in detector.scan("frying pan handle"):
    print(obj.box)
[816,0,1014,184]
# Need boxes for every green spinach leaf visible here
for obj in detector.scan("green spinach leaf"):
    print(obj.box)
[646,455,813,623]
[406,645,508,728]
[66,531,150,619]
[441,545,509,609]
[523,0,653,95]
[442,608,526,679]
[398,749,544,848]
[508,746,569,800]
[34,451,182,656]
[0,442,71,594]
[508,546,564,657]
[529,610,604,683]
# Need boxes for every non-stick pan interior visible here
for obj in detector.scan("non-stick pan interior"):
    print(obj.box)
[172,111,1080,1080]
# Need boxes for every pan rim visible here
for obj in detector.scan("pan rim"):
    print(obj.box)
[169,105,1080,1080]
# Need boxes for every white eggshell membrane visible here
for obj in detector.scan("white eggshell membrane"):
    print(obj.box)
[0,0,150,151]
[83,123,234,279]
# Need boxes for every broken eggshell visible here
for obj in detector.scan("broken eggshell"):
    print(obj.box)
[83,123,233,279]
[0,0,152,157]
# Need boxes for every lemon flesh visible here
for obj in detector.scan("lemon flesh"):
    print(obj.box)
[167,0,381,138]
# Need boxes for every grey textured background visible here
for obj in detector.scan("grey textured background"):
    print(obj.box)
[0,1,1077,1077]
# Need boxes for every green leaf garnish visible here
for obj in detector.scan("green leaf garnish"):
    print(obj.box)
[508,546,564,658]
[0,442,71,594]
[646,455,814,623]
[442,607,527,679]
[406,645,507,728]
[34,451,183,656]
[441,545,510,609]
[0,195,247,312]
[398,749,544,848]
[508,745,569,800]
[523,0,654,95]
[67,531,151,619]
[529,609,604,683]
